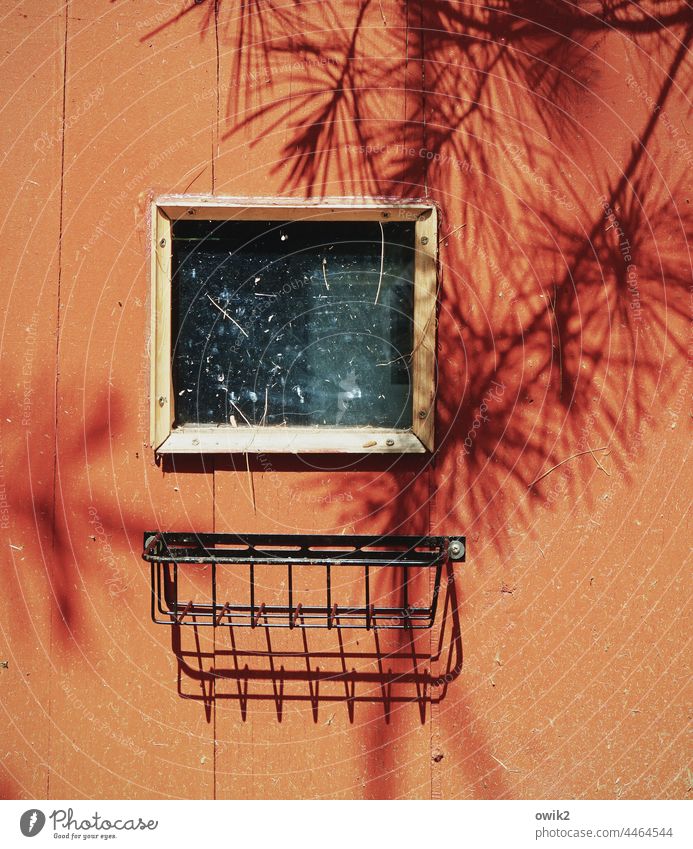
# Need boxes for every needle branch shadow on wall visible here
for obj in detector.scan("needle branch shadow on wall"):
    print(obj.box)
[210,2,690,546]
[425,5,693,543]
[150,0,693,550]
[2,393,128,647]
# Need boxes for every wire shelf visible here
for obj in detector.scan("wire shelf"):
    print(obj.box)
[143,531,465,630]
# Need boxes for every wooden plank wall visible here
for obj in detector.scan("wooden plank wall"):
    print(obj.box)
[0,1,690,799]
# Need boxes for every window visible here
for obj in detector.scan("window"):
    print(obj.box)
[150,199,437,453]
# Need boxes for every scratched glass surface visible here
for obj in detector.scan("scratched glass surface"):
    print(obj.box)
[171,219,415,429]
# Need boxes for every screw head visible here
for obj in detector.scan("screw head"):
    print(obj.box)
[159,238,166,248]
[418,409,427,419]
[382,212,390,219]
[158,396,166,407]
[187,208,196,215]
[386,438,395,446]
[421,236,429,245]
[448,539,465,560]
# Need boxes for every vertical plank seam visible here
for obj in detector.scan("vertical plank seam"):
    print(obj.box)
[46,0,70,801]
[212,456,217,799]
[418,0,442,802]
[213,0,220,192]
[403,0,410,183]
[407,0,437,801]
[420,0,428,199]
[212,2,221,797]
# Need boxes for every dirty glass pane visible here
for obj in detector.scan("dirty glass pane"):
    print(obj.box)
[171,219,415,429]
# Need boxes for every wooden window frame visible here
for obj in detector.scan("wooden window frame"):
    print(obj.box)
[150,196,438,454]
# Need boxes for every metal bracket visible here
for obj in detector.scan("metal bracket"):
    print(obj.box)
[143,531,466,630]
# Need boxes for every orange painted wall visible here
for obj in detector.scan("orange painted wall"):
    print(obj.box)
[1,1,690,800]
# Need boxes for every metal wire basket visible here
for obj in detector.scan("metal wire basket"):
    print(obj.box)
[143,531,465,630]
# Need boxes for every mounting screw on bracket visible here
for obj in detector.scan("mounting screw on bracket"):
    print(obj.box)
[158,396,167,407]
[447,538,465,560]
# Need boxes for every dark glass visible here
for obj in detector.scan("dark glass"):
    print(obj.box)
[171,219,415,429]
